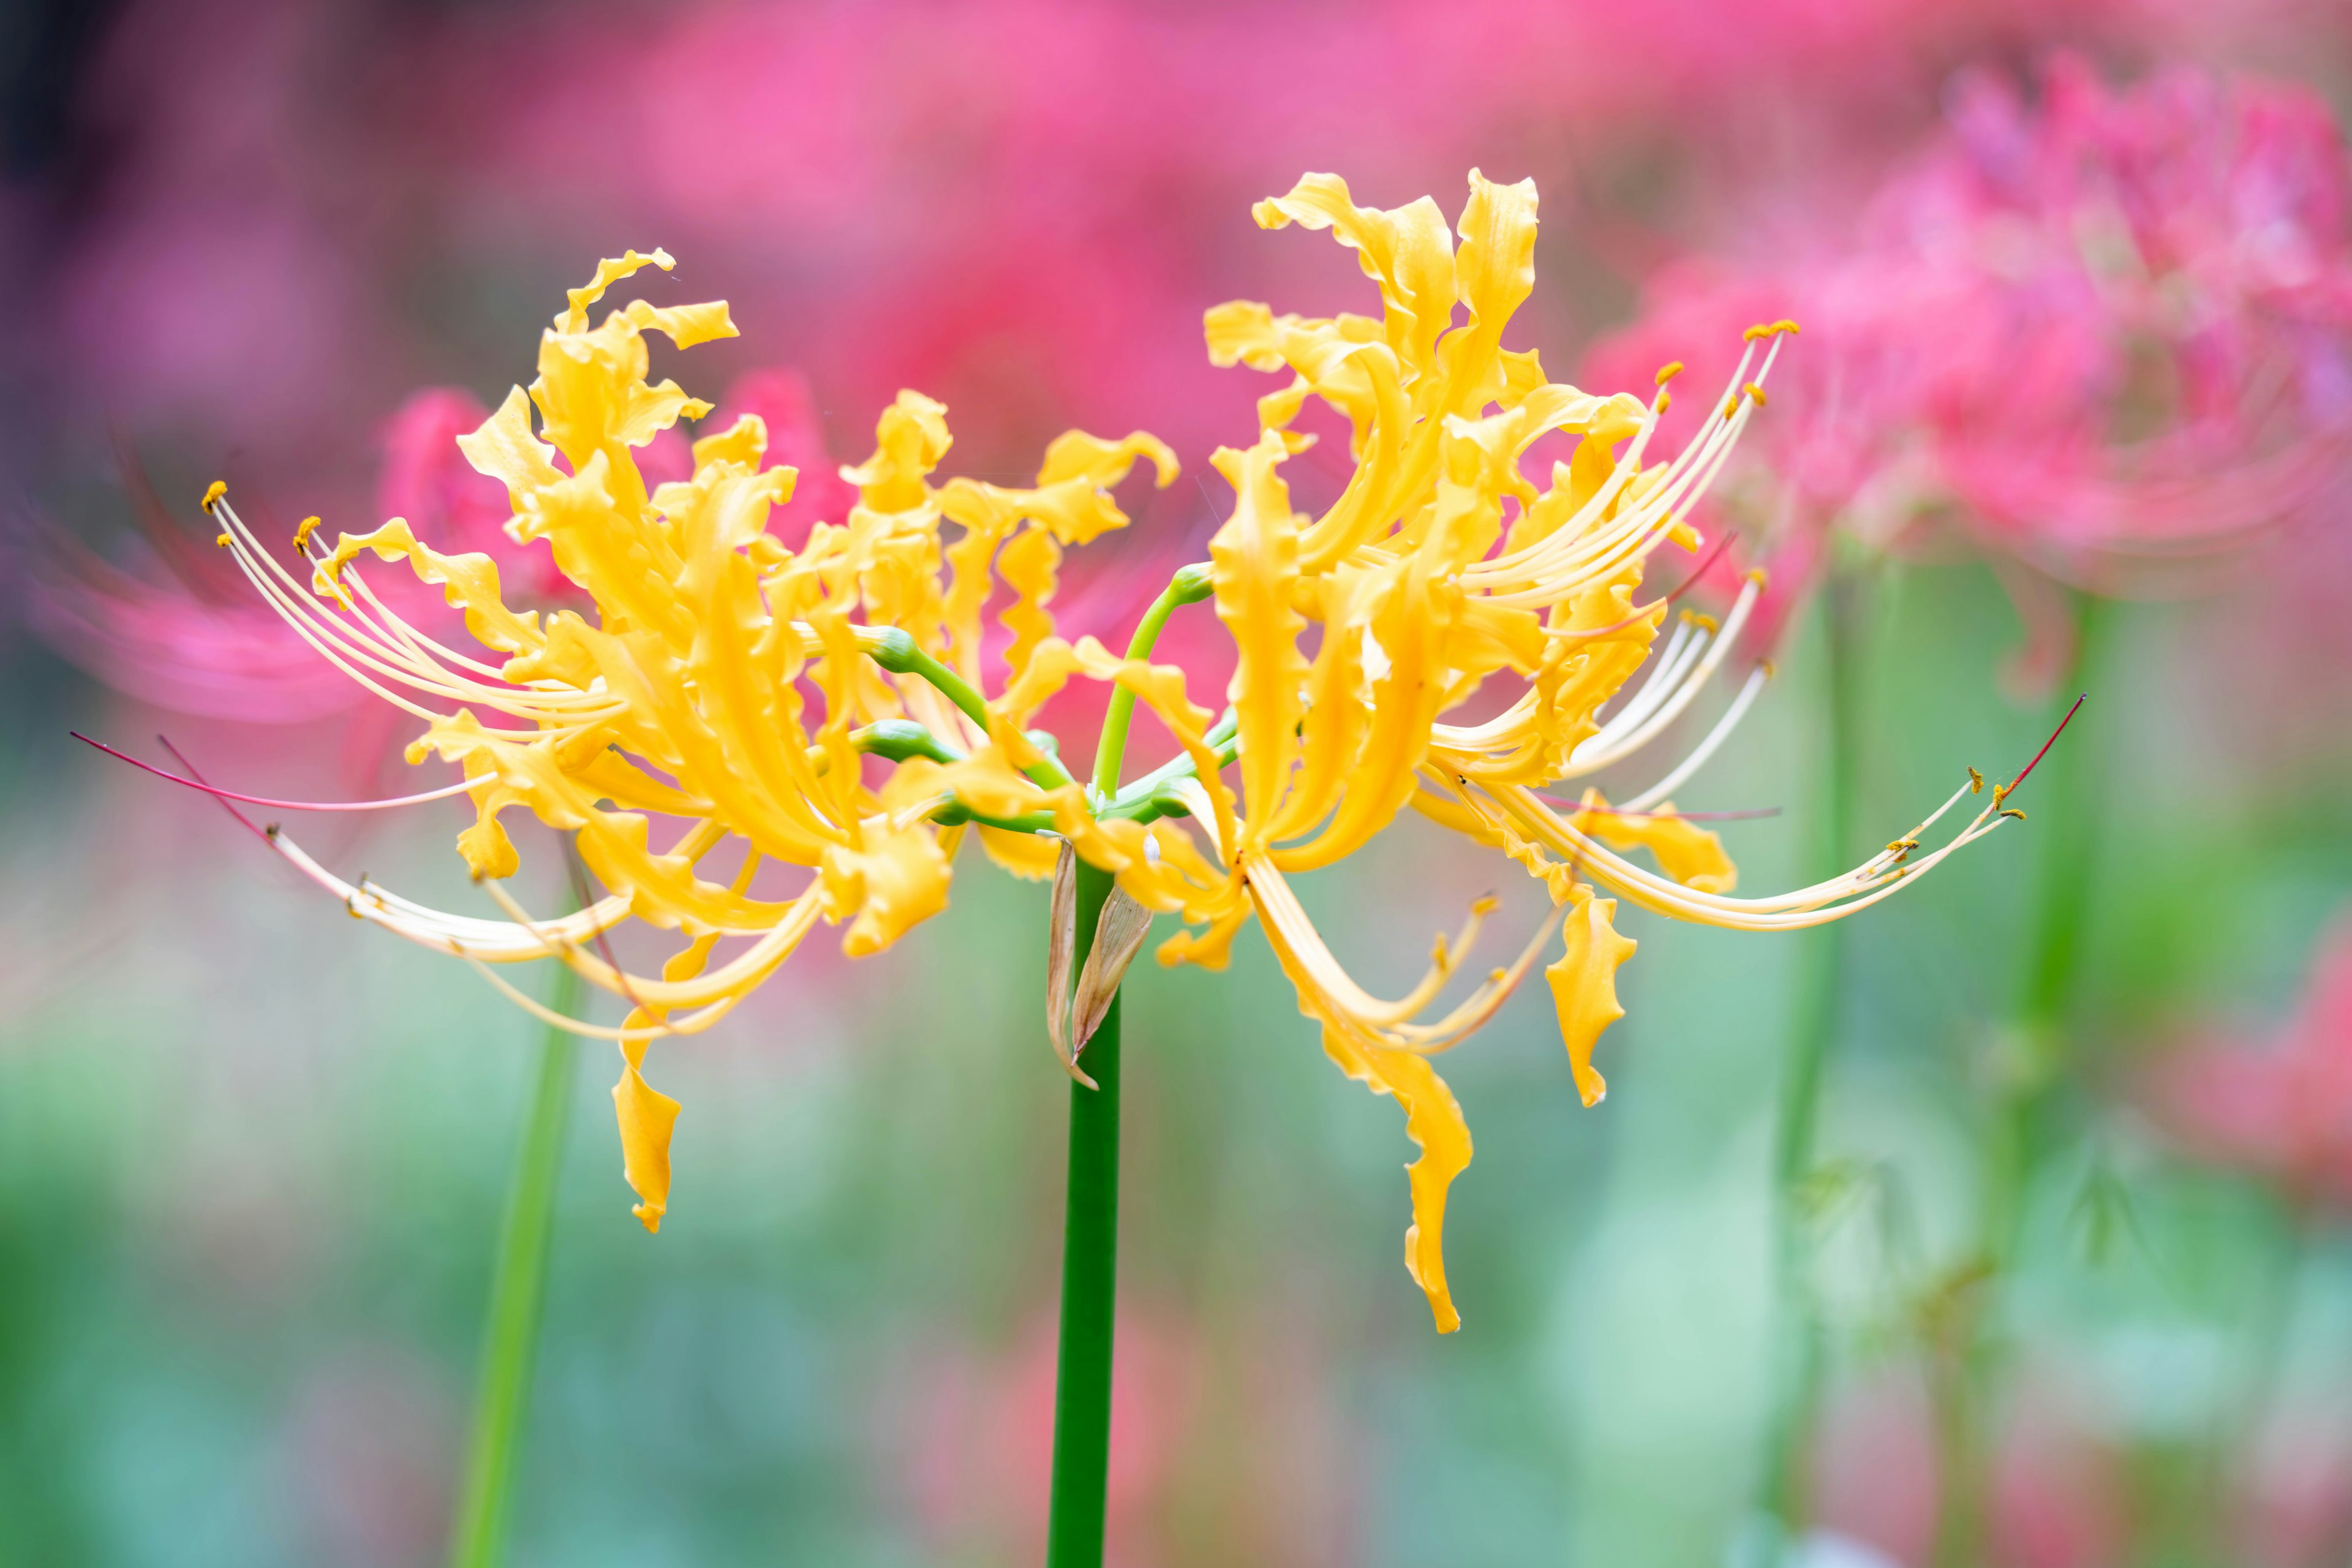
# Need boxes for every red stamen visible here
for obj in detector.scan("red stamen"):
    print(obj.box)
[2001,693,2087,799]
[148,734,267,842]
[73,732,477,813]
[1561,529,1740,643]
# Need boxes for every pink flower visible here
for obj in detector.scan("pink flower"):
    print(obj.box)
[1588,55,2352,663]
[1809,1361,2127,1568]
[29,369,849,724]
[2143,911,2352,1212]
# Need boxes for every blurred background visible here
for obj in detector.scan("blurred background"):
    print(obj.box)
[4,1,2352,1564]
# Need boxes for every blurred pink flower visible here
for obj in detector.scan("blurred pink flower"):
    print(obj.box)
[2235,1403,2352,1568]
[1589,56,2352,667]
[29,368,846,726]
[277,1347,458,1568]
[885,1307,1199,1568]
[2144,910,2352,1211]
[879,1297,1352,1566]
[1809,1360,2125,1568]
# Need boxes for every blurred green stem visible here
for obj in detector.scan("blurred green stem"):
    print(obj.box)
[1756,570,1864,1550]
[1046,859,1123,1568]
[1936,591,2108,1568]
[448,960,582,1568]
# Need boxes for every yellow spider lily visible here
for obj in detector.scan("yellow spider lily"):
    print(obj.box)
[198,178,2016,1332]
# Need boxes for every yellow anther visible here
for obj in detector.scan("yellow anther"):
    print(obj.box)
[293,516,322,554]
[200,480,227,513]
[1886,837,1920,856]
[1991,783,2010,811]
[1471,894,1499,916]
[1684,611,1719,635]
[214,532,232,548]
[1759,659,1777,679]
[1722,397,1740,420]
[1655,390,1672,415]
[1487,968,1507,986]
[1747,566,1770,590]
[1999,808,2027,823]
[1654,361,1684,387]
[1967,767,1985,794]
[1746,382,1768,407]
[1741,318,1801,342]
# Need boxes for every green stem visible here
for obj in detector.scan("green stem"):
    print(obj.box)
[448,960,582,1568]
[1041,568,1205,1566]
[1939,592,2108,1567]
[1091,564,1213,801]
[852,625,1076,790]
[1755,570,1863,1548]
[1046,861,1123,1568]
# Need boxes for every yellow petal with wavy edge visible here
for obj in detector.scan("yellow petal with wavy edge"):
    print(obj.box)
[317,519,545,655]
[1578,791,1738,894]
[614,1054,683,1232]
[1207,431,1306,851]
[820,824,952,958]
[1548,886,1638,1107]
[1256,890,1472,1333]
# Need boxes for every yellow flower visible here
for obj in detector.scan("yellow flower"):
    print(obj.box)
[1130,170,2016,1332]
[203,179,2017,1331]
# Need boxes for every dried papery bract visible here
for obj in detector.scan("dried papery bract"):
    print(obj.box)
[163,175,2021,1333]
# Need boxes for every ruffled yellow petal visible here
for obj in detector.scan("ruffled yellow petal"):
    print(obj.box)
[1548,886,1638,1107]
[1578,791,1739,894]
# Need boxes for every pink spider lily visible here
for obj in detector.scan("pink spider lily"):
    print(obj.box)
[1588,54,2352,663]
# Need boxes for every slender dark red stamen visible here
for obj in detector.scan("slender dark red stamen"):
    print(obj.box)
[1657,527,1738,608]
[72,731,474,812]
[1561,529,1740,643]
[2001,693,2087,799]
[148,734,268,842]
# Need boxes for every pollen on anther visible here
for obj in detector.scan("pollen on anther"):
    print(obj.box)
[200,480,227,513]
[1968,767,1985,794]
[1654,361,1684,387]
[2000,808,2027,821]
[214,532,231,548]
[1745,382,1768,407]
[293,516,322,554]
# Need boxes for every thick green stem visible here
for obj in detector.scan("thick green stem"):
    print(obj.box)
[448,961,582,1568]
[1046,861,1123,1568]
[1755,572,1863,1548]
[1041,570,1205,1566]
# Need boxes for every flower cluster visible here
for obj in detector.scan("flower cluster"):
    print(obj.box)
[201,177,2018,1331]
[1592,56,2352,661]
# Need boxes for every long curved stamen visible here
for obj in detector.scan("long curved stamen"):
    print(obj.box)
[1616,663,1772,811]
[1551,527,1740,645]
[74,731,482,812]
[1571,572,1763,772]
[1992,693,2086,811]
